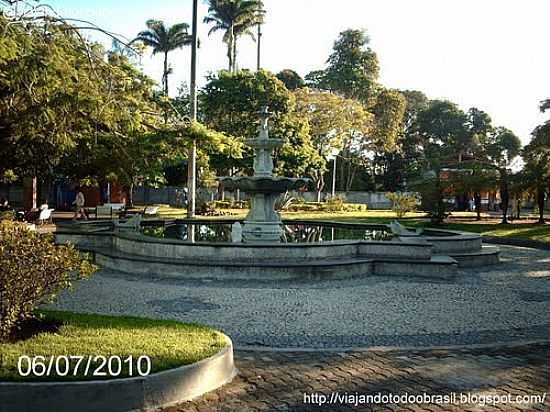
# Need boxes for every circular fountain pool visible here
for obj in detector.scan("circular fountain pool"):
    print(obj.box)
[55,219,500,281]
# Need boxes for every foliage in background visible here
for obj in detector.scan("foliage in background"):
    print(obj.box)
[0,222,96,342]
[276,69,305,90]
[294,87,373,197]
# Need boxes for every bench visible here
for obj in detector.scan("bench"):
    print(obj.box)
[96,203,125,219]
[143,206,159,216]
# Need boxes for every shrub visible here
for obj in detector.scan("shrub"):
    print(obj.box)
[0,221,96,341]
[0,210,14,221]
[212,200,250,210]
[275,192,296,211]
[213,200,233,209]
[287,203,321,212]
[343,203,368,212]
[324,195,346,212]
[386,192,420,218]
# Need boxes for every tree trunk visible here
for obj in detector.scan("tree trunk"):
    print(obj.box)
[227,42,232,71]
[163,52,169,123]
[316,175,325,203]
[128,181,134,208]
[229,24,234,72]
[346,163,357,192]
[163,52,169,96]
[537,188,545,224]
[233,37,237,73]
[499,168,509,224]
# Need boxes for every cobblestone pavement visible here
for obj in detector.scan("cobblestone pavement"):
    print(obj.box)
[53,246,550,348]
[165,344,550,412]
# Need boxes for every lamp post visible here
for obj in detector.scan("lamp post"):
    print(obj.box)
[187,0,198,219]
[326,148,340,198]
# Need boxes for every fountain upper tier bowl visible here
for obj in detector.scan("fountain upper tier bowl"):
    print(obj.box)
[219,176,309,194]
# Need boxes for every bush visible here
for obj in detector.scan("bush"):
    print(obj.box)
[0,222,96,341]
[275,192,296,211]
[212,200,250,210]
[0,210,14,221]
[386,192,420,218]
[287,203,322,212]
[213,200,232,209]
[324,195,346,212]
[343,203,368,212]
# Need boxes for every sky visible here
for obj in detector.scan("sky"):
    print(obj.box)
[31,0,550,144]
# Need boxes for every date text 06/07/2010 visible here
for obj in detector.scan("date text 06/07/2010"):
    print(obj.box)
[17,355,152,378]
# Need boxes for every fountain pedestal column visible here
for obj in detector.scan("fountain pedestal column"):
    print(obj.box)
[242,192,283,242]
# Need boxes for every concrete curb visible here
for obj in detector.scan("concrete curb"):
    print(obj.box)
[0,336,236,412]
[234,338,550,354]
[482,236,550,251]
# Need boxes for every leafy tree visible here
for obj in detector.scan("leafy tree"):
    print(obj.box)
[132,19,192,96]
[371,89,406,153]
[375,90,428,191]
[321,29,380,105]
[485,127,522,223]
[466,107,493,153]
[204,0,264,73]
[304,69,330,90]
[294,87,373,197]
[0,17,157,184]
[521,101,550,223]
[276,69,304,90]
[414,100,470,163]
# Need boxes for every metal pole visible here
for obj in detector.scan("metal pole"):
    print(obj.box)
[331,157,337,198]
[256,22,262,71]
[187,0,198,219]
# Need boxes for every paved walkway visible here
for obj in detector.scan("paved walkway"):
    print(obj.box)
[166,344,550,412]
[50,244,550,411]
[53,246,550,348]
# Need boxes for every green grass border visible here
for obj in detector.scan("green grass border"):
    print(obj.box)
[0,311,226,382]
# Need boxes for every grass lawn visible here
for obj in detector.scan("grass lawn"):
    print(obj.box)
[0,311,226,382]
[137,204,550,243]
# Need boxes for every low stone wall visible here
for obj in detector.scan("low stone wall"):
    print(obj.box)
[131,187,401,209]
[53,223,493,280]
[424,232,482,254]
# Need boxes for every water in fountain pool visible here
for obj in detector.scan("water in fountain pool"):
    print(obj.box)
[141,222,394,243]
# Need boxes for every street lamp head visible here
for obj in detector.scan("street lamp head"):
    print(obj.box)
[326,147,341,161]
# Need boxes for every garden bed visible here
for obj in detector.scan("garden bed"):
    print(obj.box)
[0,311,228,382]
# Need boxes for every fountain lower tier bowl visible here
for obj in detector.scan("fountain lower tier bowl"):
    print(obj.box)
[219,176,309,194]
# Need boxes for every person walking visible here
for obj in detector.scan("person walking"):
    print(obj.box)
[73,189,88,220]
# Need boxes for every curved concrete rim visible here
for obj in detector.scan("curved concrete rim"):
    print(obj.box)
[234,338,550,353]
[0,335,236,412]
[56,219,480,248]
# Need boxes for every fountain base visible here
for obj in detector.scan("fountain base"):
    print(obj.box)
[242,221,283,243]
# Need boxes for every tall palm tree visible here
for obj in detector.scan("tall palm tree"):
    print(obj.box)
[132,20,192,96]
[204,0,264,73]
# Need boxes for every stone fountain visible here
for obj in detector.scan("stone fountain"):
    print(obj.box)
[219,107,309,242]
